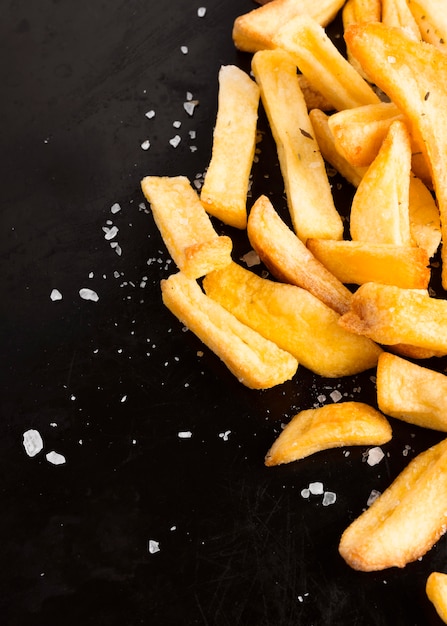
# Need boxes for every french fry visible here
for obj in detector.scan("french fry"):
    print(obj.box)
[307,239,430,289]
[344,22,447,287]
[339,437,447,571]
[382,0,421,41]
[251,49,343,242]
[203,261,382,378]
[426,572,447,625]
[349,120,413,246]
[247,195,353,315]
[161,272,298,389]
[273,15,381,111]
[407,0,447,51]
[200,65,260,230]
[338,282,447,355]
[140,175,232,279]
[377,352,447,431]
[232,0,346,53]
[342,0,382,78]
[265,402,391,466]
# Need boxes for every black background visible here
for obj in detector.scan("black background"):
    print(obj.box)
[2,1,447,624]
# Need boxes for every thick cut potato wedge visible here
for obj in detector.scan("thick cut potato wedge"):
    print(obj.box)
[140,175,232,279]
[407,0,447,51]
[251,49,343,242]
[338,282,447,355]
[339,437,447,571]
[247,195,353,315]
[307,239,430,289]
[377,352,447,431]
[200,65,260,230]
[382,0,421,41]
[273,15,380,111]
[203,262,382,378]
[161,272,298,389]
[265,402,391,466]
[350,120,412,246]
[426,572,447,625]
[344,22,447,287]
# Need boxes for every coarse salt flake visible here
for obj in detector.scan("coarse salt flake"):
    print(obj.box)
[148,539,160,554]
[180,45,188,54]
[79,288,99,302]
[241,250,260,267]
[183,101,199,116]
[50,289,63,302]
[145,110,155,119]
[173,120,181,128]
[367,489,381,507]
[169,135,181,148]
[330,390,342,403]
[322,491,337,506]
[367,446,385,466]
[111,202,121,214]
[219,430,231,441]
[197,7,207,17]
[309,481,324,495]
[103,225,119,240]
[46,451,66,465]
[178,430,192,439]
[23,429,44,457]
[141,139,151,151]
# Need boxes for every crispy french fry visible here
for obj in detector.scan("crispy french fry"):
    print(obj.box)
[339,437,447,571]
[407,0,447,51]
[350,120,412,246]
[265,402,391,466]
[140,175,232,278]
[251,49,343,242]
[161,272,298,389]
[344,22,447,287]
[247,195,353,315]
[203,262,382,377]
[427,572,447,625]
[377,352,447,431]
[342,0,382,78]
[200,65,260,230]
[307,239,430,288]
[382,0,421,41]
[408,174,441,258]
[232,0,346,53]
[338,282,447,355]
[273,15,381,111]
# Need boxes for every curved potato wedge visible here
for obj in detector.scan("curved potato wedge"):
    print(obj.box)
[265,402,391,466]
[339,437,447,571]
[427,572,447,625]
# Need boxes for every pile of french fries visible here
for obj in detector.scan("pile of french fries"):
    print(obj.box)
[141,0,447,620]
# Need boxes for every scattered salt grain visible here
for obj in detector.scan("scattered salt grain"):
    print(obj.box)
[173,120,181,128]
[309,481,324,495]
[50,288,63,302]
[180,45,188,54]
[178,430,192,439]
[317,394,326,403]
[184,100,199,116]
[301,488,310,498]
[145,110,155,119]
[141,139,151,151]
[197,7,207,17]
[241,250,260,267]
[23,429,44,457]
[46,451,66,465]
[111,202,121,214]
[103,225,119,240]
[330,390,342,403]
[367,489,381,507]
[322,491,337,506]
[169,135,181,148]
[219,430,231,441]
[79,288,99,302]
[121,395,127,403]
[366,446,385,466]
[148,539,160,554]
[88,272,94,278]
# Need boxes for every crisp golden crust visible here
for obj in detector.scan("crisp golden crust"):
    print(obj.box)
[161,272,298,389]
[426,572,447,624]
[265,402,392,466]
[339,437,447,571]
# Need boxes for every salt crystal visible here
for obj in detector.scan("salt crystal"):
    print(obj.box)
[145,110,155,119]
[88,272,94,278]
[173,120,181,128]
[79,288,99,302]
[241,250,260,267]
[46,451,66,465]
[330,390,342,403]
[367,489,381,507]
[121,395,127,403]
[180,46,188,54]
[169,135,181,148]
[367,446,385,466]
[23,429,44,457]
[317,394,326,403]
[111,203,121,215]
[50,289,62,302]
[301,488,310,498]
[148,539,160,554]
[104,225,119,240]
[219,430,231,441]
[178,430,192,439]
[141,139,151,150]
[197,7,206,17]
[309,481,324,495]
[322,491,336,506]
[184,100,199,116]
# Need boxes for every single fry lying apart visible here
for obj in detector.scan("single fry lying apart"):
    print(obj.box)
[232,0,345,52]
[426,572,447,625]
[247,195,353,315]
[161,272,298,389]
[265,402,391,466]
[307,239,430,289]
[338,283,447,355]
[203,262,382,378]
[140,175,232,278]
[251,49,343,242]
[339,437,447,571]
[273,15,380,111]
[377,352,447,431]
[200,65,260,229]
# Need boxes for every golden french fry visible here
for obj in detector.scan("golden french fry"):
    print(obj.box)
[140,175,232,278]
[251,49,343,242]
[344,22,447,287]
[377,352,447,431]
[350,120,412,246]
[342,0,381,78]
[407,0,447,51]
[265,402,391,466]
[338,282,447,355]
[307,239,430,288]
[339,437,447,571]
[427,572,447,625]
[382,0,421,40]
[273,15,380,111]
[161,272,298,389]
[408,174,441,258]
[203,262,382,377]
[200,65,260,230]
[232,0,346,53]
[247,195,353,315]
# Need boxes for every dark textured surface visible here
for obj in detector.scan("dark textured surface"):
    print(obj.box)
[1,1,446,624]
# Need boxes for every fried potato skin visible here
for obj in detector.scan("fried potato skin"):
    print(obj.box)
[426,572,447,624]
[339,437,447,571]
[265,402,391,466]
